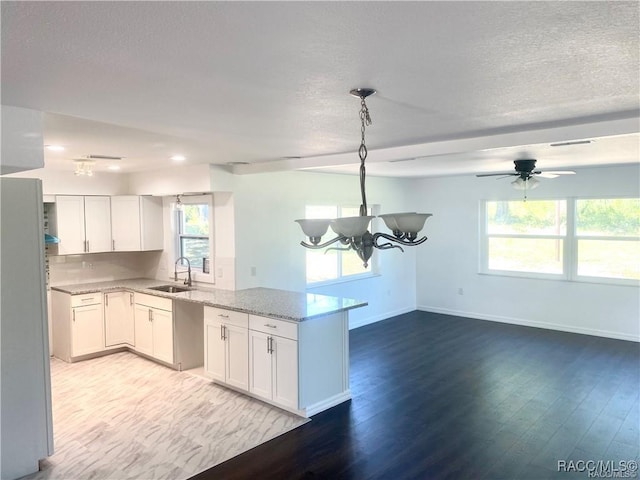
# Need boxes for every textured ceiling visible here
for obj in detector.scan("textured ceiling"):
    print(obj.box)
[2,1,639,176]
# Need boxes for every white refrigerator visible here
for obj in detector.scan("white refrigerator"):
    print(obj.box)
[1,177,54,479]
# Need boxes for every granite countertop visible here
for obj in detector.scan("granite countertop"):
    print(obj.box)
[51,278,367,322]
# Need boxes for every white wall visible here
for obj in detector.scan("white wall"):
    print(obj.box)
[412,164,640,341]
[128,163,211,195]
[0,106,44,175]
[212,167,418,328]
[7,168,128,195]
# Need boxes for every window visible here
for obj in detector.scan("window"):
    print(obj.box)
[575,199,640,281]
[485,200,566,276]
[481,197,640,284]
[305,205,376,284]
[174,195,214,280]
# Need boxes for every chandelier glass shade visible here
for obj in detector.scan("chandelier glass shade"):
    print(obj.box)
[294,88,432,267]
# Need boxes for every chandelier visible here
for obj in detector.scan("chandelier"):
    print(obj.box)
[73,159,95,176]
[294,88,432,267]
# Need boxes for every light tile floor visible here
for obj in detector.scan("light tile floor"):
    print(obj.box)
[24,352,308,480]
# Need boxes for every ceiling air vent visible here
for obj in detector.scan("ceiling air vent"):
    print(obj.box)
[86,154,124,160]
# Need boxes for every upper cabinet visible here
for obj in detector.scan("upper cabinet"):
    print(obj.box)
[56,195,111,254]
[111,196,163,252]
[55,195,164,255]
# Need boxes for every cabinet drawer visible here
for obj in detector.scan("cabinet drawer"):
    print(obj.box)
[71,292,103,307]
[205,306,248,328]
[249,315,298,340]
[134,292,172,312]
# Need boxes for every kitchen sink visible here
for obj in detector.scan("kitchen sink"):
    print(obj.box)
[147,285,192,293]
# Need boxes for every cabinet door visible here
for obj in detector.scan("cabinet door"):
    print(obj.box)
[204,319,226,382]
[248,330,272,400]
[272,336,298,409]
[225,324,249,391]
[84,196,112,253]
[55,196,86,255]
[71,304,104,357]
[151,308,174,364]
[104,291,134,347]
[111,196,141,251]
[134,304,153,357]
[140,196,164,251]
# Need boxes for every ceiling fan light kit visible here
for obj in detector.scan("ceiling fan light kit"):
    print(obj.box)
[477,159,576,199]
[294,88,432,268]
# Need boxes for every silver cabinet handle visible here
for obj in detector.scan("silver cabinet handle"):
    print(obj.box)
[264,324,277,329]
[218,314,229,318]
[86,240,90,252]
[112,239,115,251]
[266,336,270,354]
[72,310,76,322]
[149,309,152,322]
[105,294,109,307]
[81,297,94,302]
[84,240,87,252]
[129,293,133,305]
[220,324,225,340]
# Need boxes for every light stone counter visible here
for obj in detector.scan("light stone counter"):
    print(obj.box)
[51,278,367,322]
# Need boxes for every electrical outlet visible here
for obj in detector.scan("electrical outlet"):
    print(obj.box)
[216,268,223,278]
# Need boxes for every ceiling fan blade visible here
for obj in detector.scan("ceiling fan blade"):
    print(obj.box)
[542,170,576,175]
[537,173,559,179]
[476,172,517,177]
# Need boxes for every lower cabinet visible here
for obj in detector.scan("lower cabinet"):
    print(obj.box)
[52,291,105,361]
[134,293,174,364]
[248,329,298,410]
[104,290,134,347]
[71,302,105,357]
[204,307,248,391]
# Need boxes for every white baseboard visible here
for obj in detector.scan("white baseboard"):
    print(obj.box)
[304,390,352,417]
[349,306,415,330]
[417,305,640,343]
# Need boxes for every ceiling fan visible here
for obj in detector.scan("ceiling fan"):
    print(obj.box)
[477,159,575,197]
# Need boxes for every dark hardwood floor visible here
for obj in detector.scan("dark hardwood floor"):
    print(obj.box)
[192,311,640,480]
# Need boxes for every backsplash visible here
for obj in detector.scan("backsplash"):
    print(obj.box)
[49,251,163,286]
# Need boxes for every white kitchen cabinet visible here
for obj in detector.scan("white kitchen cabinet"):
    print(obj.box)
[111,196,163,252]
[104,291,135,347]
[55,195,111,254]
[133,303,153,356]
[52,291,105,361]
[248,317,298,410]
[151,307,174,364]
[204,307,248,391]
[72,303,105,356]
[134,293,174,364]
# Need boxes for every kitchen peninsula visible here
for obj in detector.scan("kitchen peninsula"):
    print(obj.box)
[51,279,367,417]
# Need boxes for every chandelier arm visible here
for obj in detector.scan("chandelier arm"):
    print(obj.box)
[374,241,405,253]
[325,246,353,253]
[300,236,347,249]
[373,232,429,247]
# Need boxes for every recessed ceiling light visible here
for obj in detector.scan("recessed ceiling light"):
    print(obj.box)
[171,155,186,161]
[107,165,121,171]
[45,145,65,151]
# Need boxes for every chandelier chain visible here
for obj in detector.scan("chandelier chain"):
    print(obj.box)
[359,96,372,217]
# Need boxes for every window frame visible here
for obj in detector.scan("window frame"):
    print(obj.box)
[173,194,215,285]
[304,204,380,287]
[480,196,639,286]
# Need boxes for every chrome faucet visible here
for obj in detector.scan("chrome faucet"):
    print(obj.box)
[174,257,192,287]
